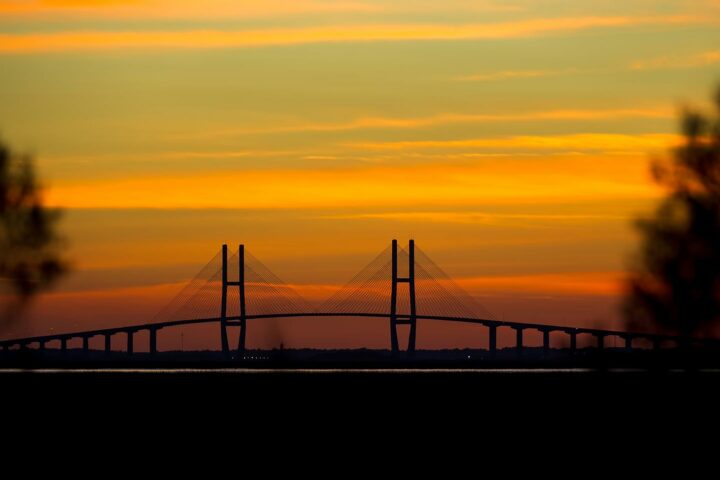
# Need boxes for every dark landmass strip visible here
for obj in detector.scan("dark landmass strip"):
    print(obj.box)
[2,346,720,369]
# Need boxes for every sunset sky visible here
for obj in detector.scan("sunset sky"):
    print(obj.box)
[1,0,720,349]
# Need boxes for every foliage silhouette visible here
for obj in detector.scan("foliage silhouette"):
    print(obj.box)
[0,139,67,325]
[624,85,720,338]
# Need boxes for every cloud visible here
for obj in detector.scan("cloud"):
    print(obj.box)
[50,149,297,162]
[458,272,623,296]
[347,133,680,152]
[315,211,627,224]
[631,50,720,70]
[193,107,673,138]
[0,0,379,18]
[12,0,525,20]
[45,154,658,209]
[455,69,574,81]
[0,15,705,53]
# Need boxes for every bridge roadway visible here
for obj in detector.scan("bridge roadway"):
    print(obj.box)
[1,313,718,355]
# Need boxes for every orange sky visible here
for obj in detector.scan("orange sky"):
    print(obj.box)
[1,0,720,348]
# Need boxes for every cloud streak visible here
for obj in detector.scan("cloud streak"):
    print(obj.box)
[0,15,705,53]
[0,0,380,19]
[348,133,680,152]
[631,50,720,70]
[460,272,623,296]
[316,211,628,224]
[455,68,575,81]
[193,107,674,138]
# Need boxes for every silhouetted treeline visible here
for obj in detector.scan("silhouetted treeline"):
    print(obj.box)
[0,139,67,326]
[624,85,720,338]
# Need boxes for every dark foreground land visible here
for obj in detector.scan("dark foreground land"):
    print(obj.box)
[4,368,716,454]
[3,366,720,430]
[4,347,720,434]
[4,368,720,444]
[3,348,720,420]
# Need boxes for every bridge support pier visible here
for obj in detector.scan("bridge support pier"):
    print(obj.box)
[149,328,157,355]
[237,244,247,355]
[569,331,577,353]
[389,239,417,354]
[220,244,230,355]
[104,334,112,354]
[596,334,605,351]
[542,329,550,357]
[220,244,248,358]
[488,325,497,357]
[515,328,523,356]
[407,240,417,355]
[82,336,89,354]
[127,331,134,355]
[624,335,633,352]
[38,340,46,351]
[60,338,67,353]
[389,240,399,353]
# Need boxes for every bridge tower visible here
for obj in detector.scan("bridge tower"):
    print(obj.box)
[390,239,417,353]
[220,244,247,357]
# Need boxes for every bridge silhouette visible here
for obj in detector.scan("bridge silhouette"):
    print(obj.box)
[1,239,718,357]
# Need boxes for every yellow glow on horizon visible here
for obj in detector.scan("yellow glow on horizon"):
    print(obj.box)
[45,155,659,209]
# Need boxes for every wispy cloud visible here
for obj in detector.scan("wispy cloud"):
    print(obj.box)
[192,107,673,138]
[455,68,576,82]
[0,0,380,19]
[0,15,705,53]
[316,211,627,224]
[0,0,526,18]
[459,272,623,296]
[347,133,680,152]
[631,50,720,70]
[46,149,297,162]
[156,150,290,159]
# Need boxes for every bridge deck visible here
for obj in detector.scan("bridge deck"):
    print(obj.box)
[1,312,718,348]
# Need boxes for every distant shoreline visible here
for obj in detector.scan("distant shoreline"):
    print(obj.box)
[3,346,720,370]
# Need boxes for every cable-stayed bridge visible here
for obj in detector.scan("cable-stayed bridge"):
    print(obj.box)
[1,240,717,357]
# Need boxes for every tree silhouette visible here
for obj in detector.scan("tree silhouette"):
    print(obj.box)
[0,139,67,325]
[623,86,720,339]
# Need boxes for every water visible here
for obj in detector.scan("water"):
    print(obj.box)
[2,367,716,373]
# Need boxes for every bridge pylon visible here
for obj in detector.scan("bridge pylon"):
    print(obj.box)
[220,244,247,358]
[390,239,417,354]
